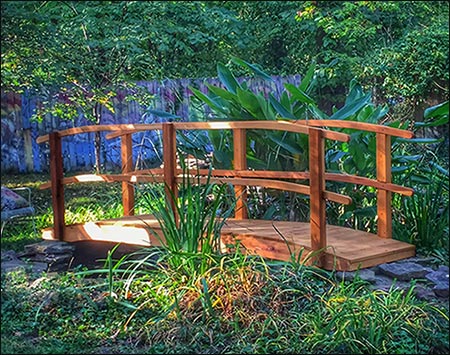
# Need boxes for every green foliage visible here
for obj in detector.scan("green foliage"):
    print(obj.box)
[137,163,236,276]
[2,256,448,354]
[2,1,447,123]
[294,1,449,109]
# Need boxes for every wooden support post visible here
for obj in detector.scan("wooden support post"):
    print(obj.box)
[49,132,65,241]
[233,128,248,219]
[309,128,326,267]
[376,133,392,238]
[121,133,135,216]
[162,123,178,221]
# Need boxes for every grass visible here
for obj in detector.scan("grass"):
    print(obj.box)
[1,172,449,354]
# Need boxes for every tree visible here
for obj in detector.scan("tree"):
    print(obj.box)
[1,1,243,172]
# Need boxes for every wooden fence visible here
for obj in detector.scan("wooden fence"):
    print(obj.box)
[1,75,301,174]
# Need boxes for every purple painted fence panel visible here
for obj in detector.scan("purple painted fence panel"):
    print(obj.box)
[1,74,301,173]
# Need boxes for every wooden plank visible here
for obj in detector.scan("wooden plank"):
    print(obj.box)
[308,128,326,267]
[49,132,65,241]
[233,128,248,219]
[121,134,135,216]
[376,133,392,238]
[162,123,178,220]
[39,216,415,271]
[102,121,350,143]
[294,120,414,139]
[184,176,352,205]
[36,124,163,144]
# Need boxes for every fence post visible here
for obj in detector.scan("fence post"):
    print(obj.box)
[162,123,178,222]
[233,128,248,219]
[49,132,65,241]
[376,133,392,238]
[309,127,326,267]
[121,133,135,216]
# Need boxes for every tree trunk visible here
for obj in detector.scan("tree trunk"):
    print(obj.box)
[93,103,102,174]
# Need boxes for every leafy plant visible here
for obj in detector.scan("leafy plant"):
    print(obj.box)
[137,161,236,276]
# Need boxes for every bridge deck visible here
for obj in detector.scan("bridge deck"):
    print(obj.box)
[41,214,415,271]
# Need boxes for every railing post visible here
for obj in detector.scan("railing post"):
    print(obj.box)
[233,128,248,219]
[376,133,392,238]
[49,132,65,241]
[309,127,326,267]
[121,133,135,216]
[162,122,178,222]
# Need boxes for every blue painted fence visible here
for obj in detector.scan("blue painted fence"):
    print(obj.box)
[1,74,301,174]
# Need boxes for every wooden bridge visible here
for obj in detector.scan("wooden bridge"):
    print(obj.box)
[36,120,416,271]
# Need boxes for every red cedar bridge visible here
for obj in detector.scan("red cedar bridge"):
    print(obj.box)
[36,120,416,271]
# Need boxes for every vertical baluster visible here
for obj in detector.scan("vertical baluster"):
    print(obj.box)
[376,133,392,238]
[121,133,134,216]
[233,128,248,219]
[163,123,178,222]
[309,127,326,267]
[49,132,65,240]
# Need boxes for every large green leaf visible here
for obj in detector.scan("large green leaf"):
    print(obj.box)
[299,62,316,92]
[217,63,241,94]
[236,87,261,116]
[190,87,229,115]
[284,83,315,104]
[329,92,371,120]
[257,93,276,120]
[231,56,274,81]
[267,133,303,155]
[424,100,449,119]
[206,84,237,102]
[269,93,296,119]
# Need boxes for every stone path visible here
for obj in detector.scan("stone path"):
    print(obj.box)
[1,241,449,305]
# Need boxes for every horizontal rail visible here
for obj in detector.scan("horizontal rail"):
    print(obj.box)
[126,168,413,196]
[293,120,414,139]
[36,124,164,144]
[36,120,414,144]
[104,121,350,142]
[39,173,352,205]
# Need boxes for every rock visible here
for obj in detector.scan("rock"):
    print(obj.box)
[23,241,75,255]
[425,269,449,285]
[1,250,18,262]
[414,284,438,302]
[433,284,449,298]
[336,269,377,284]
[1,258,28,273]
[377,262,430,281]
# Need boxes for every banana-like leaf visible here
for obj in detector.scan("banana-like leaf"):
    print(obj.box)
[424,100,449,119]
[190,87,229,115]
[268,133,303,155]
[299,62,316,92]
[206,84,237,101]
[329,92,371,120]
[257,94,276,120]
[397,137,444,144]
[269,94,296,119]
[217,63,240,94]
[284,83,315,104]
[231,56,274,81]
[236,87,261,116]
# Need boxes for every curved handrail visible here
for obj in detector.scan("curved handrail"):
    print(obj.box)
[292,119,414,139]
[37,121,350,143]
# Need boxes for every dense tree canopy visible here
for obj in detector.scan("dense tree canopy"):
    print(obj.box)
[1,1,449,116]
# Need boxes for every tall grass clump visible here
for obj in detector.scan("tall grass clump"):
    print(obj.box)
[137,164,236,276]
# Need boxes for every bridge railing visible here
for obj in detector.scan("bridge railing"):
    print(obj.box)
[37,120,414,266]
